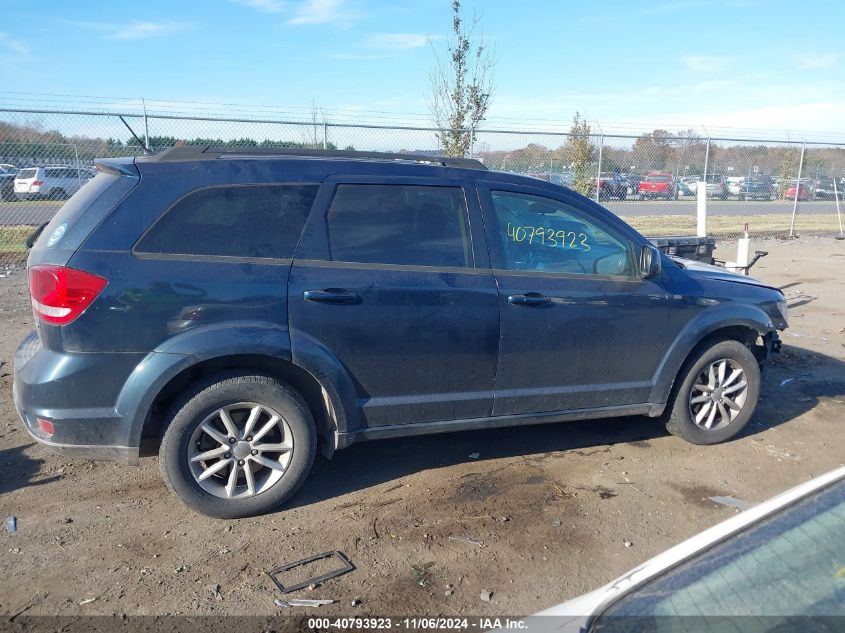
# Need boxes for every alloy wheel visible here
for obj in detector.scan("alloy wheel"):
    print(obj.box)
[688,358,748,431]
[187,402,293,499]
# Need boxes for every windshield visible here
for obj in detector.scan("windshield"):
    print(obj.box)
[645,175,670,182]
[593,478,845,626]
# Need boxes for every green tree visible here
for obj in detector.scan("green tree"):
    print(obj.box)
[428,0,495,158]
[564,112,595,195]
[631,129,674,171]
[778,148,799,198]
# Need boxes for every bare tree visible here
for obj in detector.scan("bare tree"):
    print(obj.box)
[428,0,495,158]
[302,99,324,148]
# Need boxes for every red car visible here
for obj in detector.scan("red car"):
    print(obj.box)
[638,172,678,200]
[784,181,812,201]
[589,172,627,200]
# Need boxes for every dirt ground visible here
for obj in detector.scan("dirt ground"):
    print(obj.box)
[1,237,844,621]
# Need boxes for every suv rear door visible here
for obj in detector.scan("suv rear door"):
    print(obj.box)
[477,181,671,416]
[288,175,499,428]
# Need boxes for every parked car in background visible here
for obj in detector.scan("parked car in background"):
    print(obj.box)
[726,176,744,198]
[549,171,574,187]
[534,466,845,632]
[589,172,627,200]
[0,164,17,201]
[638,171,678,200]
[740,175,775,200]
[625,174,643,197]
[704,173,729,199]
[813,176,842,200]
[14,165,94,200]
[679,176,700,194]
[14,146,787,518]
[676,180,695,197]
[784,179,813,201]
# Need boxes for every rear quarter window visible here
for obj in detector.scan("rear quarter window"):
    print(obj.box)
[33,171,138,251]
[17,168,37,179]
[135,184,318,260]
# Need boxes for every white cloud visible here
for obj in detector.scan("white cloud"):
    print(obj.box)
[0,32,28,60]
[795,53,839,69]
[68,20,193,40]
[287,0,360,27]
[366,33,433,50]
[328,52,390,60]
[230,0,286,12]
[681,55,730,72]
[692,80,737,93]
[111,21,193,40]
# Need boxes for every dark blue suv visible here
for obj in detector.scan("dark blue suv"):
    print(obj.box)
[14,147,788,518]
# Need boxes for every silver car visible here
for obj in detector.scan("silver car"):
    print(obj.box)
[14,165,94,200]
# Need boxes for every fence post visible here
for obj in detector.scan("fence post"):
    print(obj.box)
[696,181,707,237]
[322,119,328,150]
[789,141,806,239]
[703,137,711,182]
[73,143,80,189]
[594,134,604,203]
[469,124,475,158]
[142,98,150,151]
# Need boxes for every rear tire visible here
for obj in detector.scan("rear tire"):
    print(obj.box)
[663,339,760,445]
[159,372,317,518]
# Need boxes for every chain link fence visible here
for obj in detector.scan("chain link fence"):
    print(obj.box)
[1,107,844,267]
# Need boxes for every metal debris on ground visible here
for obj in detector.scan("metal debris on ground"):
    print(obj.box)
[624,540,633,548]
[468,452,480,459]
[78,598,96,606]
[448,535,484,547]
[480,590,493,602]
[268,551,355,594]
[5,516,17,533]
[709,495,753,511]
[274,598,335,608]
[209,584,222,602]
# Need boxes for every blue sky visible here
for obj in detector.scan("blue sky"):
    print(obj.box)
[1,0,844,137]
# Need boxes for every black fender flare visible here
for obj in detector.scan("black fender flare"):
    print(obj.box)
[115,321,357,451]
[649,303,775,405]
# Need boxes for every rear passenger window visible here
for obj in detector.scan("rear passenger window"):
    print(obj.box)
[136,184,318,259]
[326,184,472,268]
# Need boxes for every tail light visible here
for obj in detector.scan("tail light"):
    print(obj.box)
[32,180,43,187]
[29,265,107,325]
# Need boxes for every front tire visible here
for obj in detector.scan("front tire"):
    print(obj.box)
[663,340,760,445]
[159,372,317,518]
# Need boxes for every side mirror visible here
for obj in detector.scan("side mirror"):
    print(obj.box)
[640,244,662,279]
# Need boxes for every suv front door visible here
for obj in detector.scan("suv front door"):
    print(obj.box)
[289,176,499,428]
[478,182,671,416]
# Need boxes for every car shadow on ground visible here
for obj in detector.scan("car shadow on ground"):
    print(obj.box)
[289,346,845,510]
[0,443,60,495]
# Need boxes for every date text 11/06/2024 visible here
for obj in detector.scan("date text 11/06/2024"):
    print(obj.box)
[306,616,528,630]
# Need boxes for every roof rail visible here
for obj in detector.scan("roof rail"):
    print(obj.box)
[146,145,487,170]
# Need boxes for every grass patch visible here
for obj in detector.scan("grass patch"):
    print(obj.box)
[621,214,843,238]
[0,200,62,207]
[0,225,32,253]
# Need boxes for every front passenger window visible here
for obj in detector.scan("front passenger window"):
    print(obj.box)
[489,191,635,276]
